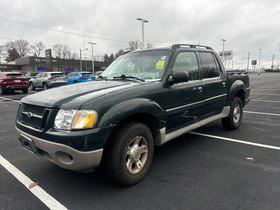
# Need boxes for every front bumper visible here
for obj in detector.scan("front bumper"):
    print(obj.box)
[49,81,67,88]
[2,85,28,90]
[16,127,103,171]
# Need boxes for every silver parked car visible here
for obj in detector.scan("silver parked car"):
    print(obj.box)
[29,72,67,90]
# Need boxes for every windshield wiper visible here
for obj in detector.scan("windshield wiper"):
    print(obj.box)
[113,74,145,82]
[97,75,107,80]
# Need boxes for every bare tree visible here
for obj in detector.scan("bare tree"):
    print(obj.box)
[115,49,125,58]
[62,44,71,59]
[70,51,79,59]
[5,39,31,58]
[0,45,5,63]
[32,41,45,57]
[52,44,63,58]
[146,43,154,49]
[53,44,71,59]
[127,40,140,51]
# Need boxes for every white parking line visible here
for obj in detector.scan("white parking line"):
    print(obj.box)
[0,155,67,210]
[244,110,280,117]
[190,132,280,151]
[252,99,280,103]
[251,88,279,91]
[0,129,12,133]
[0,97,20,103]
[250,93,280,96]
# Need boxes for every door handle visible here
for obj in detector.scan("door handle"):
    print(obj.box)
[222,82,226,87]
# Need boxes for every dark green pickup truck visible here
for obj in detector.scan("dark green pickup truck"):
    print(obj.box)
[16,44,250,185]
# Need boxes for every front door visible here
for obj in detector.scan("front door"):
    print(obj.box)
[165,51,204,133]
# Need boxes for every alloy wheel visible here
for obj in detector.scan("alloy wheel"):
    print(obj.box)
[126,135,148,174]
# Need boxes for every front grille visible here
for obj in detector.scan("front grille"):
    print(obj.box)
[17,103,49,129]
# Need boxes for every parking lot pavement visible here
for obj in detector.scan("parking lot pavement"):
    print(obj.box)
[1,72,280,209]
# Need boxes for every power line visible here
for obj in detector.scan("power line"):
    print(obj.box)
[0,9,136,41]
[0,35,110,55]
[0,17,129,44]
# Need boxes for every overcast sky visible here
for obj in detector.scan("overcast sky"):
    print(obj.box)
[0,0,280,67]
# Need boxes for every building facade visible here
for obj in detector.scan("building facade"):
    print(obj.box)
[14,56,108,73]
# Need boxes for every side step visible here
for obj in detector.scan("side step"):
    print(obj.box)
[158,106,230,145]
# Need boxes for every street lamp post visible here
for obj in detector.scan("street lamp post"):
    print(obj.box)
[79,48,88,71]
[88,42,97,74]
[258,48,262,75]
[136,18,149,49]
[221,39,226,68]
[247,52,250,70]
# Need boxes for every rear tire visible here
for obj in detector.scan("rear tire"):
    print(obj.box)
[105,122,154,186]
[22,88,28,94]
[222,97,243,130]
[29,82,35,90]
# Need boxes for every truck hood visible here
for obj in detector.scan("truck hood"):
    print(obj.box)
[21,80,137,108]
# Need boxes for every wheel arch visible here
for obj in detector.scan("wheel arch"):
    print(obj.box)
[99,98,166,148]
[226,80,246,106]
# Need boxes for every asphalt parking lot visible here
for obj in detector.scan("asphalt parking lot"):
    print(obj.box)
[1,73,280,210]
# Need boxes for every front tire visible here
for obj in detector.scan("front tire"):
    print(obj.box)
[29,82,35,90]
[105,122,154,186]
[43,83,48,90]
[222,97,243,130]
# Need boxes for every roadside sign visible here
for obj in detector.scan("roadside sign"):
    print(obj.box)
[251,60,257,65]
[219,51,233,60]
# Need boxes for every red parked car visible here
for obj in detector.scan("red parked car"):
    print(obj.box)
[0,72,29,95]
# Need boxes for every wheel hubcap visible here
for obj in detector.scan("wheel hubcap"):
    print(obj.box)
[233,104,241,123]
[126,136,148,174]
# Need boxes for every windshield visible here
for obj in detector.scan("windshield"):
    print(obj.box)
[101,50,172,80]
[6,73,23,78]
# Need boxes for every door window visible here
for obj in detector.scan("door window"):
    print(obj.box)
[199,52,221,79]
[172,52,200,81]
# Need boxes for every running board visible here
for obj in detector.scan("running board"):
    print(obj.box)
[158,106,230,145]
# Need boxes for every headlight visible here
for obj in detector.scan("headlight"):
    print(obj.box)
[54,109,98,130]
[72,110,98,129]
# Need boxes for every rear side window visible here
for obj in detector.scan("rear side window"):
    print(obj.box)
[81,73,91,76]
[199,52,220,79]
[172,52,200,81]
[51,73,64,78]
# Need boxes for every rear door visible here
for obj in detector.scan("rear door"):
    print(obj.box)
[198,51,227,117]
[165,51,204,132]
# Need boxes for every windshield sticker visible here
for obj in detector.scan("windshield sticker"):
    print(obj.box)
[156,60,165,69]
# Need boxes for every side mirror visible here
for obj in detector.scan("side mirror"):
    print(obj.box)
[168,71,190,85]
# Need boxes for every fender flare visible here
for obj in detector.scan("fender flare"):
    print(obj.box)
[98,98,166,127]
[226,80,245,106]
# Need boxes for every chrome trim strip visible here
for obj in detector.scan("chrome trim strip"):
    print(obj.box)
[17,121,41,131]
[158,106,230,145]
[166,94,227,112]
[21,111,43,119]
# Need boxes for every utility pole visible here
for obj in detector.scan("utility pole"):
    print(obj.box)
[221,39,226,69]
[137,18,149,49]
[258,48,262,75]
[272,54,275,69]
[88,42,97,74]
[247,52,250,70]
[79,49,82,71]
[79,48,88,71]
